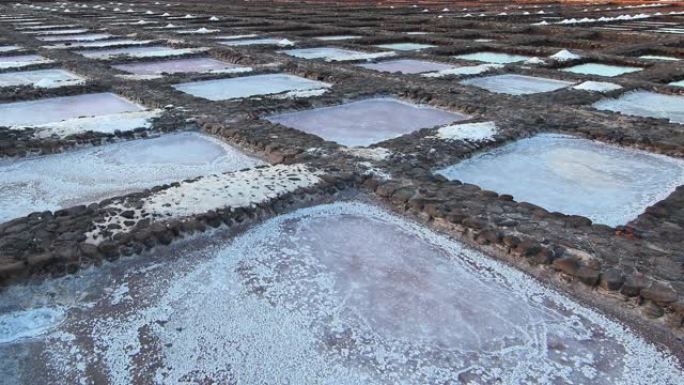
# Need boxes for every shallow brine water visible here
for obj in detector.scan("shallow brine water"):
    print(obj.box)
[280,47,369,60]
[266,97,468,147]
[460,74,574,95]
[0,69,84,88]
[454,51,531,64]
[0,202,682,384]
[314,35,361,41]
[173,73,329,101]
[36,33,112,42]
[560,63,642,77]
[75,46,202,60]
[0,132,262,222]
[0,92,142,127]
[670,80,684,88]
[113,57,245,75]
[375,42,435,51]
[358,59,455,74]
[0,45,21,53]
[593,90,684,124]
[220,37,289,46]
[436,133,684,226]
[0,54,52,69]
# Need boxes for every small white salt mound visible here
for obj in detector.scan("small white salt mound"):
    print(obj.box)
[573,81,622,92]
[30,109,163,138]
[550,49,581,62]
[277,39,295,47]
[0,308,64,344]
[435,121,497,142]
[422,63,503,78]
[524,56,546,65]
[209,16,219,21]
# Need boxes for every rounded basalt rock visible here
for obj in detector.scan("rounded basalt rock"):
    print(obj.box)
[641,300,665,319]
[574,265,601,286]
[641,283,679,305]
[551,256,579,275]
[621,274,649,297]
[599,268,624,291]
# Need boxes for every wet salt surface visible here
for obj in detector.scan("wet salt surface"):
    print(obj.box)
[0,92,142,127]
[45,39,152,49]
[220,37,293,46]
[437,133,684,226]
[266,97,468,147]
[113,57,246,75]
[314,35,361,41]
[0,69,84,88]
[639,55,680,61]
[358,58,455,74]
[561,63,642,77]
[75,46,205,59]
[173,73,329,101]
[0,45,21,53]
[593,90,684,124]
[670,80,684,88]
[281,47,368,60]
[36,33,112,42]
[0,202,682,385]
[375,42,436,51]
[455,51,531,64]
[460,74,574,95]
[0,132,262,222]
[0,54,52,69]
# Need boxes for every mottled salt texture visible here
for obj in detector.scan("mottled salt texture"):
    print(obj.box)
[437,134,684,226]
[0,308,64,344]
[279,47,393,62]
[28,28,89,35]
[113,57,248,75]
[434,121,497,142]
[173,73,330,101]
[0,45,21,53]
[422,63,503,77]
[0,69,84,88]
[639,55,680,61]
[358,59,455,74]
[573,81,623,92]
[76,46,206,60]
[0,54,53,69]
[461,74,574,95]
[220,37,294,46]
[36,32,112,42]
[670,80,684,88]
[0,132,262,222]
[0,92,143,128]
[30,110,162,138]
[44,39,152,49]
[314,35,361,41]
[375,42,436,51]
[593,91,684,124]
[561,63,642,77]
[3,202,682,384]
[455,51,531,64]
[266,97,468,147]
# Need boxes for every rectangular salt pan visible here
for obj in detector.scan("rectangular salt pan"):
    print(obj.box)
[455,51,531,64]
[76,46,203,59]
[436,133,684,226]
[375,42,435,51]
[0,92,143,127]
[173,73,329,101]
[0,45,21,53]
[0,69,84,88]
[0,54,52,69]
[279,47,369,60]
[561,63,642,77]
[639,55,680,61]
[7,202,682,384]
[266,97,468,147]
[113,58,245,75]
[220,38,291,46]
[670,80,684,88]
[37,33,112,42]
[46,39,152,49]
[314,35,361,41]
[461,74,574,95]
[0,132,262,222]
[358,59,455,74]
[593,91,684,124]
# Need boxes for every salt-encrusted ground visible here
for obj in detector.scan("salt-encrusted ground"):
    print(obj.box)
[0,202,682,385]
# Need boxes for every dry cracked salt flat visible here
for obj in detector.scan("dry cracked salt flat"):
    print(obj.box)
[1,201,683,385]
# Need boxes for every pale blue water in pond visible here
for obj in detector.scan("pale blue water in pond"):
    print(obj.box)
[436,133,684,226]
[375,42,436,51]
[0,69,84,88]
[76,46,198,59]
[314,35,361,41]
[0,92,142,127]
[358,59,455,74]
[639,55,680,61]
[279,47,366,60]
[669,80,684,87]
[561,63,642,77]
[220,37,287,46]
[454,51,531,64]
[266,97,468,146]
[113,57,244,75]
[460,74,574,95]
[593,91,684,124]
[173,73,328,100]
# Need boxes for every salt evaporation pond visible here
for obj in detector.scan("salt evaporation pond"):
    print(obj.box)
[593,91,684,124]
[0,92,142,127]
[220,37,290,46]
[0,132,262,222]
[36,33,112,42]
[375,42,436,51]
[460,74,574,95]
[0,54,51,69]
[0,69,84,88]
[561,63,642,77]
[173,73,329,100]
[358,59,455,74]
[0,45,21,53]
[75,46,202,60]
[0,202,682,384]
[280,47,369,60]
[314,35,361,41]
[670,80,684,88]
[454,51,531,64]
[437,134,684,226]
[639,55,680,61]
[266,97,467,146]
[113,57,246,75]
